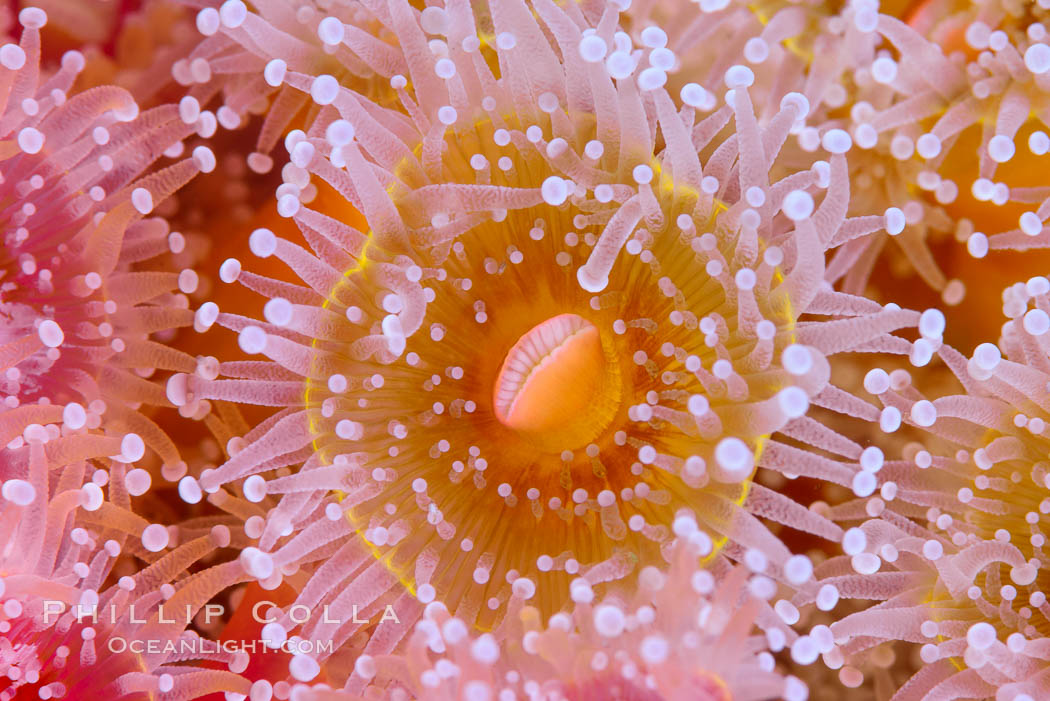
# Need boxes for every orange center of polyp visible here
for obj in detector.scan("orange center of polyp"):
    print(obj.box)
[492,313,622,452]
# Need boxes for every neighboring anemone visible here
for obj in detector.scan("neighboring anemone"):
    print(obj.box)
[0,6,220,480]
[172,0,921,658]
[75,0,205,111]
[768,4,953,302]
[623,0,952,301]
[792,2,1050,311]
[620,0,821,118]
[176,0,407,176]
[803,277,1050,698]
[0,420,252,699]
[905,0,1050,262]
[273,516,808,701]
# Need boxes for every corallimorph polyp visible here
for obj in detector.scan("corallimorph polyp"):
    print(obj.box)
[289,518,807,700]
[815,279,1050,698]
[1,7,217,479]
[0,423,251,699]
[174,0,920,664]
[184,0,404,175]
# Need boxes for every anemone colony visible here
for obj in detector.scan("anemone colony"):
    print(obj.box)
[2,0,1050,699]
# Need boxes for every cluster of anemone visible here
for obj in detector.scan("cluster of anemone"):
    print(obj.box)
[168,0,938,687]
[4,0,1050,699]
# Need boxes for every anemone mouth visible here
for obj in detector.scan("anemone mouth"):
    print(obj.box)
[492,313,623,452]
[302,110,798,627]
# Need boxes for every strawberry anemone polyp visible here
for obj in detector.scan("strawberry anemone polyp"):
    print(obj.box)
[289,109,800,629]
